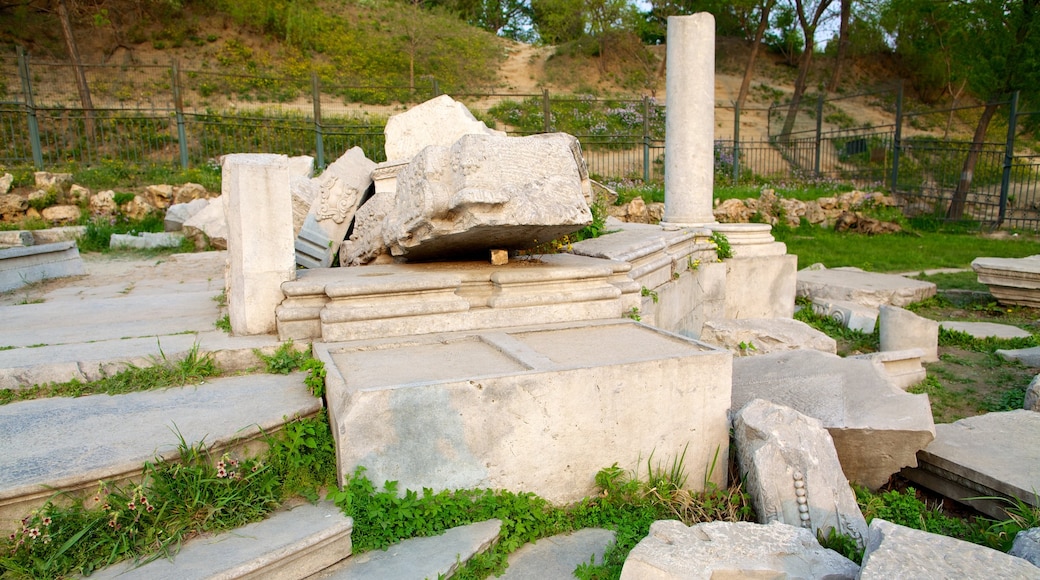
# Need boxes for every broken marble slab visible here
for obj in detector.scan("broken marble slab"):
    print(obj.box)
[797,265,936,308]
[700,317,836,356]
[381,132,592,261]
[0,241,86,293]
[619,520,859,580]
[972,255,1040,308]
[295,147,376,269]
[848,349,927,390]
[164,198,210,232]
[339,190,396,266]
[383,94,505,162]
[940,320,1033,340]
[997,346,1040,367]
[109,232,184,250]
[902,410,1040,520]
[859,519,1040,579]
[732,349,935,489]
[182,194,227,250]
[734,399,868,548]
[810,297,878,333]
[880,305,938,362]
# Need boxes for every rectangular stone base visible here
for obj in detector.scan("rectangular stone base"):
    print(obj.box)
[316,319,732,505]
[0,241,85,292]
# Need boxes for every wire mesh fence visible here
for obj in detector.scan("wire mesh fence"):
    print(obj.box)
[2,53,1039,230]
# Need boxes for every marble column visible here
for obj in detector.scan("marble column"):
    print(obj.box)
[663,13,717,227]
[224,153,295,335]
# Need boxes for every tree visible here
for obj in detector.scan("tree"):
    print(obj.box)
[825,0,851,91]
[778,0,837,139]
[736,0,777,112]
[433,0,534,41]
[530,0,585,44]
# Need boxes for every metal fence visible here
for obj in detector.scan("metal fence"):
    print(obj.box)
[3,50,1039,230]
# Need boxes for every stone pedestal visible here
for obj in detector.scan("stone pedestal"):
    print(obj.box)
[712,224,797,319]
[662,13,717,228]
[224,154,295,336]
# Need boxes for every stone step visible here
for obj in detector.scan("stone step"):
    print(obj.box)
[0,241,86,293]
[90,502,353,580]
[0,373,321,533]
[500,528,615,579]
[310,519,502,579]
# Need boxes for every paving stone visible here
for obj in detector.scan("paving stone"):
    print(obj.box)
[902,410,1040,519]
[940,320,1033,339]
[501,528,615,579]
[797,265,936,308]
[860,518,1040,579]
[732,349,935,489]
[91,502,353,580]
[619,520,859,579]
[315,519,501,579]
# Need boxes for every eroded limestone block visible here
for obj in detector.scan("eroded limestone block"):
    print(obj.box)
[1027,375,1039,412]
[732,349,935,489]
[0,173,12,195]
[619,520,859,580]
[860,519,1040,579]
[165,198,210,232]
[700,317,836,356]
[296,147,376,268]
[880,305,938,362]
[383,94,505,162]
[734,399,868,548]
[34,172,72,192]
[41,205,81,224]
[143,184,174,209]
[340,190,395,266]
[0,194,27,216]
[183,194,227,250]
[90,190,117,215]
[383,133,592,261]
[172,183,210,205]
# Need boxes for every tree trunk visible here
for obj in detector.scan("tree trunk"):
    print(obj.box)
[736,0,775,112]
[56,0,95,140]
[779,36,815,139]
[825,0,851,92]
[947,102,998,220]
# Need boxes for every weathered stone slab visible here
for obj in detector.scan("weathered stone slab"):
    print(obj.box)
[734,399,868,548]
[859,519,1040,579]
[109,232,184,250]
[881,305,939,362]
[902,410,1040,519]
[339,190,396,266]
[0,241,85,292]
[811,297,878,333]
[940,320,1032,340]
[317,320,731,505]
[296,147,376,268]
[90,502,352,580]
[701,317,836,356]
[316,519,500,580]
[849,349,927,390]
[0,230,33,246]
[619,520,859,580]
[1011,527,1040,567]
[0,173,12,195]
[723,253,798,319]
[182,194,227,249]
[383,94,505,162]
[997,346,1040,367]
[501,528,615,579]
[732,349,935,489]
[972,255,1040,308]
[383,133,592,261]
[797,265,936,308]
[1027,375,1039,412]
[164,198,209,232]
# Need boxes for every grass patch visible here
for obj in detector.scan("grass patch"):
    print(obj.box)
[77,213,167,254]
[793,298,879,355]
[913,271,988,292]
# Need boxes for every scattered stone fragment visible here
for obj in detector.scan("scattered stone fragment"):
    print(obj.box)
[109,232,184,250]
[880,305,938,362]
[619,520,859,579]
[700,317,836,355]
[797,265,936,308]
[339,190,395,266]
[996,346,1040,367]
[143,184,174,209]
[40,205,81,224]
[1027,375,1039,412]
[295,147,376,269]
[172,182,210,205]
[732,349,935,489]
[972,255,1040,308]
[810,297,878,333]
[1010,527,1040,567]
[182,194,227,250]
[90,190,117,215]
[0,173,12,195]
[0,194,27,217]
[383,94,505,162]
[34,171,71,192]
[164,198,210,232]
[859,519,1040,579]
[502,528,615,579]
[734,399,868,548]
[940,320,1032,340]
[848,349,926,390]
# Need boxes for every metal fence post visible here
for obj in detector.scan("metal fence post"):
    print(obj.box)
[642,96,650,183]
[171,59,189,170]
[542,89,550,133]
[891,80,904,192]
[998,91,1019,226]
[814,94,824,177]
[17,47,44,170]
[733,102,741,184]
[312,72,325,170]
[431,78,440,98]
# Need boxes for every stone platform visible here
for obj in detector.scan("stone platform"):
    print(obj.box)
[902,410,1040,520]
[316,319,731,504]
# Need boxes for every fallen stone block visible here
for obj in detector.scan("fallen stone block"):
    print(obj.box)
[383,94,505,162]
[810,297,878,333]
[997,346,1040,367]
[732,349,935,489]
[940,320,1033,340]
[295,147,376,269]
[164,198,209,232]
[1011,527,1040,567]
[881,305,938,362]
[734,399,868,548]
[700,317,836,356]
[381,132,592,261]
[848,349,926,390]
[0,230,34,246]
[0,173,12,195]
[619,520,859,579]
[339,190,395,266]
[902,410,1040,519]
[1027,375,1039,412]
[182,194,227,250]
[109,232,184,250]
[972,255,1040,308]
[797,265,936,308]
[0,241,86,293]
[859,519,1040,579]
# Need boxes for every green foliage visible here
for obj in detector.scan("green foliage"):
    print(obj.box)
[573,201,609,242]
[214,314,231,334]
[256,340,310,375]
[856,486,986,544]
[265,411,338,501]
[817,528,864,565]
[938,327,1040,353]
[77,212,166,253]
[26,190,58,212]
[709,231,733,260]
[302,357,327,398]
[640,286,659,304]
[0,342,219,406]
